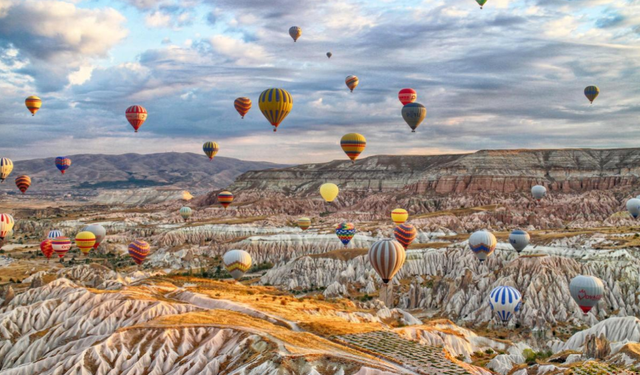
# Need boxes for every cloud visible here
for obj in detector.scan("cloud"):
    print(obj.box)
[208,35,268,65]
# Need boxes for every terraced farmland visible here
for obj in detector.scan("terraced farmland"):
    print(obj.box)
[568,361,639,375]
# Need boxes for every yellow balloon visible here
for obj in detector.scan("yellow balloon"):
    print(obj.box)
[391,208,409,226]
[320,183,339,202]
[75,231,96,255]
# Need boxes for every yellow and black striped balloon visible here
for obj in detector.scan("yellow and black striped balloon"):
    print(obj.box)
[234,97,252,118]
[258,88,293,132]
[203,141,219,160]
[345,76,359,92]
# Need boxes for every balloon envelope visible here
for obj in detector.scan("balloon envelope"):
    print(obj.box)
[55,157,71,174]
[401,103,426,132]
[258,88,293,132]
[25,96,42,116]
[40,239,53,259]
[368,238,406,284]
[128,240,150,265]
[298,217,311,231]
[0,158,13,182]
[52,236,71,258]
[320,183,339,202]
[584,86,599,104]
[335,222,356,246]
[203,142,219,160]
[476,0,488,8]
[289,26,302,42]
[234,97,252,119]
[509,230,530,253]
[223,249,252,280]
[469,230,497,262]
[326,52,332,58]
[125,105,147,132]
[531,185,546,200]
[394,223,417,249]
[345,76,359,92]
[627,198,640,218]
[15,175,31,194]
[47,229,63,240]
[398,88,417,105]
[570,275,604,314]
[0,214,14,240]
[75,231,96,255]
[180,206,193,221]
[83,224,106,249]
[340,133,366,163]
[218,191,234,209]
[489,286,522,323]
[391,208,409,226]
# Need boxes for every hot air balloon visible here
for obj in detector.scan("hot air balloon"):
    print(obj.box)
[234,97,252,119]
[0,158,13,183]
[125,105,147,132]
[289,26,302,42]
[0,214,14,240]
[218,191,234,209]
[584,86,599,104]
[345,76,359,92]
[52,236,71,259]
[320,183,339,202]
[402,103,426,132]
[15,175,31,194]
[55,157,71,174]
[258,88,293,132]
[394,223,417,249]
[47,230,63,240]
[368,238,406,284]
[223,249,252,280]
[182,191,193,201]
[531,185,546,200]
[627,198,640,218]
[570,275,604,314]
[128,240,150,265]
[340,133,366,163]
[180,206,193,221]
[509,229,530,253]
[476,0,487,8]
[336,222,356,246]
[75,231,96,255]
[326,52,332,59]
[83,224,106,249]
[469,230,497,262]
[40,239,53,261]
[298,217,311,231]
[398,88,417,106]
[391,208,409,226]
[203,142,219,160]
[489,286,522,324]
[25,96,42,116]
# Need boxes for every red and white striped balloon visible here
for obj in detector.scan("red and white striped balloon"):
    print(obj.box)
[125,105,148,133]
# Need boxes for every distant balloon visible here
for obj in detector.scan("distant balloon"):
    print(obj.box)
[180,206,193,221]
[52,236,71,259]
[298,217,311,231]
[15,175,31,194]
[320,183,339,202]
[489,286,522,324]
[398,88,417,106]
[128,240,150,265]
[40,239,54,260]
[368,238,406,284]
[25,96,42,116]
[0,214,14,240]
[182,191,194,201]
[125,105,148,133]
[402,103,426,132]
[326,52,332,58]
[258,88,293,132]
[627,198,640,218]
[223,249,252,280]
[234,97,252,119]
[391,208,409,226]
[531,185,546,200]
[336,222,356,246]
[83,224,106,249]
[340,133,366,163]
[570,275,604,314]
[47,230,63,240]
[218,191,234,209]
[509,229,530,253]
[476,0,487,8]
[75,231,96,255]
[203,142,219,160]
[584,86,599,104]
[345,75,359,92]
[394,223,417,249]
[55,157,71,175]
[0,158,13,183]
[468,230,497,262]
[289,26,302,42]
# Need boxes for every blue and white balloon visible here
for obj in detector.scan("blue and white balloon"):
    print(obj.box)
[489,286,522,324]
[47,230,63,240]
[468,230,497,262]
[509,229,530,253]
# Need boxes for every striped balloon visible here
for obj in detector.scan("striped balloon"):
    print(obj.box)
[55,157,71,174]
[180,206,193,221]
[584,85,599,104]
[234,97,252,118]
[218,191,234,209]
[51,236,71,258]
[570,275,604,314]
[340,133,366,163]
[40,239,54,260]
[489,286,522,323]
[83,224,106,249]
[25,96,42,116]
[223,249,252,280]
[335,222,356,246]
[0,158,13,182]
[402,103,426,132]
[258,88,293,132]
[368,238,406,284]
[345,75,359,92]
[509,229,530,253]
[126,105,147,132]
[394,223,417,249]
[128,240,150,265]
[398,88,417,105]
[15,175,31,194]
[203,141,219,160]
[47,230,64,240]
[289,26,302,42]
[468,230,497,262]
[298,217,311,231]
[75,231,96,255]
[0,214,14,240]
[391,208,409,226]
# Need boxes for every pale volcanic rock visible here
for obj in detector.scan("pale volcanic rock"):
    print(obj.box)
[553,317,640,355]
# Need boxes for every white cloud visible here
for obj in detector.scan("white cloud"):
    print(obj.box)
[145,10,172,28]
[209,35,268,65]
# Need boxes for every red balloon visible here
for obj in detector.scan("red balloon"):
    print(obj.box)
[398,88,417,106]
[125,105,148,133]
[40,239,53,259]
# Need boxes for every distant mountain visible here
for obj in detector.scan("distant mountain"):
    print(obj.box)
[0,153,288,194]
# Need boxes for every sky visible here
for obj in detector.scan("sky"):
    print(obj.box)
[0,0,639,164]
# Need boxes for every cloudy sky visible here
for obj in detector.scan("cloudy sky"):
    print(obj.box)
[0,0,639,164]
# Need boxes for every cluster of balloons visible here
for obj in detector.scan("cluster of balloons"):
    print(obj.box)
[39,225,107,262]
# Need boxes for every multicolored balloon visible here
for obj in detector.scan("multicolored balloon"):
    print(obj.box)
[75,231,96,255]
[336,222,356,246]
[40,239,53,260]
[398,88,417,105]
[52,236,71,259]
[125,105,147,133]
[47,229,63,240]
[345,76,359,92]
[15,175,31,194]
[391,208,409,226]
[509,229,530,253]
[320,183,339,202]
[0,158,13,183]
[340,133,366,163]
[394,223,417,249]
[584,86,599,104]
[402,103,426,132]
[326,52,332,59]
[234,97,252,119]
[83,224,106,249]
[203,142,219,160]
[468,230,497,262]
[570,275,604,314]
[25,96,42,116]
[258,88,293,132]
[531,185,546,200]
[223,249,252,280]
[128,240,150,265]
[368,238,406,284]
[0,214,14,240]
[55,157,71,174]
[476,0,487,8]
[298,217,311,231]
[627,198,640,219]
[289,26,302,42]
[218,191,234,209]
[180,206,192,221]
[489,286,522,324]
